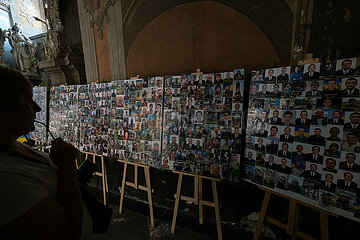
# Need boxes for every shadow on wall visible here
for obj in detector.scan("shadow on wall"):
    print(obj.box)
[126,1,282,77]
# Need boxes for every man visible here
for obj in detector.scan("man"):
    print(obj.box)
[245,151,255,166]
[342,132,360,153]
[306,145,324,164]
[326,126,342,142]
[271,84,283,98]
[186,98,195,110]
[255,138,266,152]
[245,136,254,149]
[277,159,291,174]
[256,123,268,137]
[339,153,360,172]
[276,175,287,189]
[195,111,203,123]
[295,110,311,126]
[294,127,309,143]
[304,64,320,80]
[278,142,291,158]
[305,81,323,97]
[264,69,276,83]
[280,127,294,142]
[335,59,356,76]
[327,111,344,125]
[265,155,277,170]
[268,126,280,141]
[344,112,360,131]
[292,160,304,177]
[323,79,340,99]
[252,168,263,185]
[282,111,294,126]
[172,88,181,97]
[186,138,194,150]
[258,85,270,98]
[340,78,360,97]
[277,67,289,82]
[337,172,358,191]
[320,173,337,193]
[269,110,282,125]
[323,158,337,173]
[232,127,241,139]
[292,144,307,164]
[301,164,321,181]
[308,128,326,146]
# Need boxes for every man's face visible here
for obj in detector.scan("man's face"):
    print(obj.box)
[284,114,293,123]
[269,156,274,162]
[281,68,287,74]
[314,129,321,136]
[310,82,319,91]
[284,127,291,135]
[295,162,301,168]
[308,65,315,72]
[281,160,287,166]
[323,99,332,107]
[312,147,320,155]
[235,104,240,110]
[268,70,274,77]
[350,113,360,124]
[247,137,252,143]
[346,154,356,163]
[345,79,357,90]
[273,111,279,118]
[260,124,265,130]
[216,75,221,81]
[325,174,333,183]
[310,165,317,171]
[333,111,340,119]
[282,144,288,151]
[188,99,192,106]
[270,128,278,136]
[248,152,253,158]
[344,173,353,182]
[346,134,358,145]
[329,128,340,137]
[296,145,303,152]
[255,170,261,176]
[327,81,336,90]
[326,160,336,169]
[251,85,257,93]
[330,145,338,152]
[300,111,308,119]
[342,60,352,70]
[262,85,267,91]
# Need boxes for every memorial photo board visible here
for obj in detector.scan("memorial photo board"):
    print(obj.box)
[30,86,47,143]
[244,58,360,221]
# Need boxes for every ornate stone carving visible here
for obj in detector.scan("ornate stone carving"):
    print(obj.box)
[34,0,62,60]
[82,0,116,40]
[7,23,38,72]
[0,28,6,64]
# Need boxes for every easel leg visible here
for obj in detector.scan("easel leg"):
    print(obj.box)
[171,174,183,234]
[287,200,296,235]
[212,180,222,240]
[100,156,107,205]
[144,167,154,227]
[291,204,300,240]
[320,212,329,240]
[119,162,127,214]
[194,176,199,205]
[253,191,271,240]
[199,177,203,224]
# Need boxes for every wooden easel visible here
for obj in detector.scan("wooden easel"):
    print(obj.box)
[298,53,320,65]
[80,151,109,205]
[171,171,222,240]
[253,186,339,240]
[118,159,154,227]
[191,68,203,75]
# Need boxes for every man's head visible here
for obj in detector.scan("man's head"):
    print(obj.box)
[341,59,352,70]
[295,161,301,168]
[268,69,274,77]
[325,173,333,183]
[346,133,359,145]
[312,146,320,155]
[332,111,341,119]
[345,78,357,90]
[308,64,316,73]
[325,158,336,169]
[329,143,339,152]
[282,143,289,151]
[349,112,360,124]
[270,126,278,136]
[346,153,356,163]
[262,85,267,91]
[310,164,317,172]
[273,110,279,118]
[281,159,287,166]
[284,127,291,135]
[329,127,340,138]
[281,67,287,74]
[314,128,322,136]
[310,81,319,91]
[268,155,274,162]
[283,111,293,123]
[344,172,353,182]
[296,145,303,152]
[326,80,337,90]
[248,151,253,159]
[300,111,308,119]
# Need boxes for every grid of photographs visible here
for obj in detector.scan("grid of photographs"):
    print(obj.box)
[49,85,79,143]
[47,69,244,182]
[161,70,244,181]
[244,57,360,219]
[30,86,47,143]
